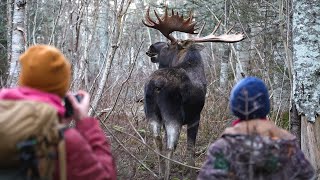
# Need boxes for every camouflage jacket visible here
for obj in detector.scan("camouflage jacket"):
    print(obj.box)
[198,119,315,180]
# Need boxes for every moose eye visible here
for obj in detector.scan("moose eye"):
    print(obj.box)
[150,46,156,52]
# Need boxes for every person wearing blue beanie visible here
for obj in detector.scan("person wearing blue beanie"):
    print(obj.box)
[230,77,270,121]
[198,77,315,180]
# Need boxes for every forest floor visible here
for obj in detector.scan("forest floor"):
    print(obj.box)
[101,92,232,180]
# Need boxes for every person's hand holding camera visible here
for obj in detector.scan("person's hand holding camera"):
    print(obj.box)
[65,90,90,121]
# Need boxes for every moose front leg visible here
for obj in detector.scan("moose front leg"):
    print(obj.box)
[150,120,165,178]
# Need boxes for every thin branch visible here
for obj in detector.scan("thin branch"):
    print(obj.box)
[49,0,63,45]
[109,124,201,170]
[101,122,158,178]
[102,40,144,122]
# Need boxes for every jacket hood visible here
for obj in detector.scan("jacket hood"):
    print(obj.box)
[0,87,65,117]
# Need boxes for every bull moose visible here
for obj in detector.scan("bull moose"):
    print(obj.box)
[143,7,244,179]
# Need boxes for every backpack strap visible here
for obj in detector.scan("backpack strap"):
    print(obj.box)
[57,127,67,180]
[16,139,40,179]
[58,140,66,180]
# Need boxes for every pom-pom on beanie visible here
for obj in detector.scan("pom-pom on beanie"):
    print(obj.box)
[230,77,270,120]
[18,45,71,98]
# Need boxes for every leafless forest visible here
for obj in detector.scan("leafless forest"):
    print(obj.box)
[0,0,319,179]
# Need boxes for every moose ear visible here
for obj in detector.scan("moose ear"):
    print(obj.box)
[190,43,205,51]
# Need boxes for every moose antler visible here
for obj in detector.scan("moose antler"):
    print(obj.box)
[142,6,197,43]
[142,7,245,43]
[189,21,245,43]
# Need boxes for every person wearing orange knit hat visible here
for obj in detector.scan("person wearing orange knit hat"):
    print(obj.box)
[18,45,71,98]
[0,45,117,180]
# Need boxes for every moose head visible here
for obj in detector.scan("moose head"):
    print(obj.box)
[143,7,244,68]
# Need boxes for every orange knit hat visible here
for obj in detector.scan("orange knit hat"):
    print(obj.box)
[19,45,71,98]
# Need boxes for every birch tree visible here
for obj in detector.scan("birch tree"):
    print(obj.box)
[235,32,249,80]
[96,0,110,67]
[7,0,26,87]
[219,0,231,88]
[73,1,97,90]
[89,0,133,116]
[232,0,251,81]
[292,0,320,175]
[0,1,9,86]
[6,0,13,64]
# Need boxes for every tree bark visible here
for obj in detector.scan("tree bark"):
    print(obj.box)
[219,49,229,88]
[7,0,26,87]
[235,37,249,81]
[292,0,320,176]
[219,0,230,88]
[290,101,301,147]
[6,0,12,85]
[97,0,110,67]
[6,0,13,70]
[301,117,320,176]
[74,1,94,91]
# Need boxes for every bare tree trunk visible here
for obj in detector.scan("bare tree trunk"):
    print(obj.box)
[7,0,27,87]
[301,118,320,176]
[272,74,281,111]
[219,49,229,88]
[87,0,110,94]
[290,101,301,146]
[71,1,84,88]
[219,0,230,88]
[65,0,75,56]
[235,38,249,81]
[7,0,13,68]
[97,0,110,67]
[292,0,320,176]
[89,0,132,116]
[74,1,93,90]
[31,0,39,45]
[234,0,250,82]
[275,0,292,122]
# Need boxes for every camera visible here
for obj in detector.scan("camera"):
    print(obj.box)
[64,94,82,118]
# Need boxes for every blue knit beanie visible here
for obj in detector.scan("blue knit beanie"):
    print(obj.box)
[230,77,270,120]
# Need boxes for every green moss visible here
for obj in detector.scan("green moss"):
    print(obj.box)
[279,111,290,130]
